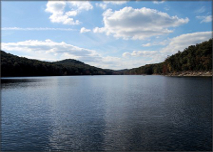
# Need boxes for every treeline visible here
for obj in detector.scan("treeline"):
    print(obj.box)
[1,51,113,77]
[124,39,212,75]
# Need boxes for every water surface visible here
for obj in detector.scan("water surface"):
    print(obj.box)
[1,75,212,151]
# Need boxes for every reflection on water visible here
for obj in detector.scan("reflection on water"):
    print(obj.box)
[1,76,212,151]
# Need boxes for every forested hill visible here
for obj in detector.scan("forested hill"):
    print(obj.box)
[124,39,212,75]
[1,51,113,77]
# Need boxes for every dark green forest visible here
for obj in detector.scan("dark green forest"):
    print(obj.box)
[1,51,113,77]
[1,39,212,77]
[124,38,212,75]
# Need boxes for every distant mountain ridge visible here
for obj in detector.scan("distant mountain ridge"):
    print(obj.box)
[54,59,85,65]
[1,39,212,77]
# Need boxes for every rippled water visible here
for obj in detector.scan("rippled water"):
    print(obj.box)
[1,75,212,151]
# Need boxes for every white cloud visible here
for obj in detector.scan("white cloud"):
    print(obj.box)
[96,1,126,10]
[121,50,165,68]
[122,52,131,58]
[68,1,93,11]
[161,31,212,55]
[65,11,78,17]
[93,7,189,40]
[80,27,91,33]
[45,1,66,14]
[142,39,169,47]
[2,39,99,61]
[45,1,93,25]
[45,1,79,25]
[153,0,165,4]
[122,50,158,57]
[2,27,77,31]
[93,27,106,33]
[104,1,127,5]
[196,15,212,23]
[101,56,121,64]
[142,43,151,47]
[96,3,107,10]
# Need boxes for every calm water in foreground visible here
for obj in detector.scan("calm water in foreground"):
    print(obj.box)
[1,75,212,151]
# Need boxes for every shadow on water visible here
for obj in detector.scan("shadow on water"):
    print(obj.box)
[1,78,40,84]
[1,77,53,89]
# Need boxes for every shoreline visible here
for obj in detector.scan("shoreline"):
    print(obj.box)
[165,71,212,77]
[1,71,212,78]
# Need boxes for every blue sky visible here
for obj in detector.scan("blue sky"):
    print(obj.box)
[2,1,212,70]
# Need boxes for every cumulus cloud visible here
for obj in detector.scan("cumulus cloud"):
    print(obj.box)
[69,1,93,11]
[196,15,212,23]
[93,7,189,40]
[161,31,212,54]
[45,1,93,25]
[80,27,91,33]
[2,27,77,31]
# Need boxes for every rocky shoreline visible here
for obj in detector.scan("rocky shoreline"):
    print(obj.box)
[166,71,212,77]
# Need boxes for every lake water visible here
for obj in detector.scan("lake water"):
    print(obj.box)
[1,75,212,151]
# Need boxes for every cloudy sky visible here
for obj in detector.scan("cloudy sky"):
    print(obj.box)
[2,1,212,70]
